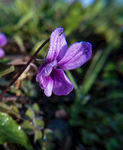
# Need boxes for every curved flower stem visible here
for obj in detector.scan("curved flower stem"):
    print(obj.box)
[0,38,49,100]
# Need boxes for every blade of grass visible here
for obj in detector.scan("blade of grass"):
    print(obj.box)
[84,50,102,82]
[79,43,114,96]
[0,65,15,78]
[66,71,78,90]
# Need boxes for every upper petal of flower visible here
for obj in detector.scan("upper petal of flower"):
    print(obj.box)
[57,33,68,62]
[46,27,67,62]
[52,69,73,96]
[0,48,5,59]
[0,33,7,47]
[58,42,92,70]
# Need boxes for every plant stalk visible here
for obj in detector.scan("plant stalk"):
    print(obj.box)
[0,38,49,100]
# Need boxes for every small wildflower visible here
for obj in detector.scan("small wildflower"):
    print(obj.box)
[36,27,92,96]
[0,33,7,59]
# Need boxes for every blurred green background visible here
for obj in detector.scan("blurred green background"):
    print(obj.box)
[0,0,123,150]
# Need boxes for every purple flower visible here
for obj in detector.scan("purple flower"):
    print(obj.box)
[0,33,7,59]
[36,27,92,96]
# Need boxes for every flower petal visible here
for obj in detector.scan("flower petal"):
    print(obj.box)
[36,60,57,82]
[36,64,46,84]
[44,76,53,97]
[0,48,5,59]
[36,64,53,96]
[58,42,92,70]
[57,33,68,61]
[52,69,73,96]
[0,33,7,47]
[41,60,57,76]
[36,64,49,89]
[46,27,67,62]
[36,65,53,96]
[38,74,49,90]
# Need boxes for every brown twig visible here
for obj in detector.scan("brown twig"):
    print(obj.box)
[0,38,49,100]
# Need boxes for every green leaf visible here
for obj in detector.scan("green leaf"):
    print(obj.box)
[32,103,40,112]
[34,129,42,141]
[21,120,34,133]
[25,108,34,119]
[0,112,33,150]
[35,119,45,127]
[0,63,15,78]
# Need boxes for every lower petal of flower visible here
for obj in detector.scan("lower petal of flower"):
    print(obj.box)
[0,48,5,59]
[36,64,54,96]
[0,33,7,47]
[41,60,57,76]
[52,69,73,96]
[36,64,45,83]
[44,76,53,97]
